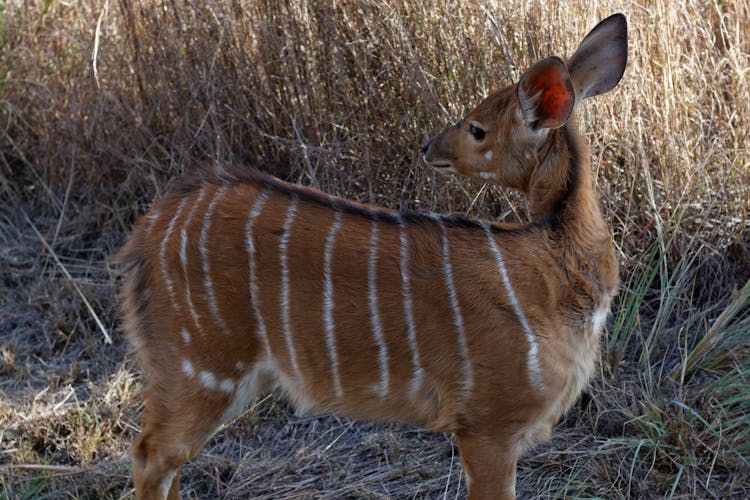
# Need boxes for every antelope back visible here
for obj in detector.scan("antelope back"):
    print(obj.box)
[119,167,550,433]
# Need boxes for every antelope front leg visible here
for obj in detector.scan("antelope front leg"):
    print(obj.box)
[456,434,518,500]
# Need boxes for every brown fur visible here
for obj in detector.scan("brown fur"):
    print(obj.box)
[118,14,627,499]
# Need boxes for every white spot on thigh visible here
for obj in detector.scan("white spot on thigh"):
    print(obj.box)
[484,150,493,160]
[160,468,177,499]
[219,378,235,393]
[181,358,194,378]
[235,361,245,372]
[199,370,217,390]
[479,171,497,180]
[180,328,191,344]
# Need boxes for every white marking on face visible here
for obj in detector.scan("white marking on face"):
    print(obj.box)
[368,216,389,400]
[398,216,424,397]
[160,468,177,499]
[181,358,194,378]
[235,361,245,372]
[180,328,191,344]
[199,370,217,390]
[279,196,304,384]
[482,222,544,390]
[200,186,229,333]
[479,171,497,180]
[323,209,344,398]
[433,216,473,394]
[180,187,208,336]
[160,197,189,313]
[484,150,493,161]
[245,188,272,358]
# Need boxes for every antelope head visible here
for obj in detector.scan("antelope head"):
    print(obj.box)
[422,14,627,196]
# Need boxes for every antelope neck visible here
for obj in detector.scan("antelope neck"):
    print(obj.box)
[527,123,594,229]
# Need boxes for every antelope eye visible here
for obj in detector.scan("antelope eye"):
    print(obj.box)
[468,123,486,142]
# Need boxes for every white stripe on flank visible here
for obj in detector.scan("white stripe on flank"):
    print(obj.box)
[279,196,304,384]
[200,186,229,333]
[434,215,473,394]
[180,187,209,336]
[245,188,272,358]
[368,216,389,399]
[322,209,344,398]
[482,222,544,389]
[398,216,424,397]
[160,197,189,313]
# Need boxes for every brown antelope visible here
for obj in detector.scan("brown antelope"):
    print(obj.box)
[118,13,626,500]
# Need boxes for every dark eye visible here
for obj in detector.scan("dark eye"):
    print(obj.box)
[468,123,486,142]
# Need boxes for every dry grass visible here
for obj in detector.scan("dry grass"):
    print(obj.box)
[1,0,749,498]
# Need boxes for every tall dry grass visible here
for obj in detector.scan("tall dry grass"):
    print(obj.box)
[1,0,748,498]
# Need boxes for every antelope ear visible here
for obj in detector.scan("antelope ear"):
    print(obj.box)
[567,13,628,102]
[517,56,575,130]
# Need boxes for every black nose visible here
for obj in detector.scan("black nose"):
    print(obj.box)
[421,140,433,156]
